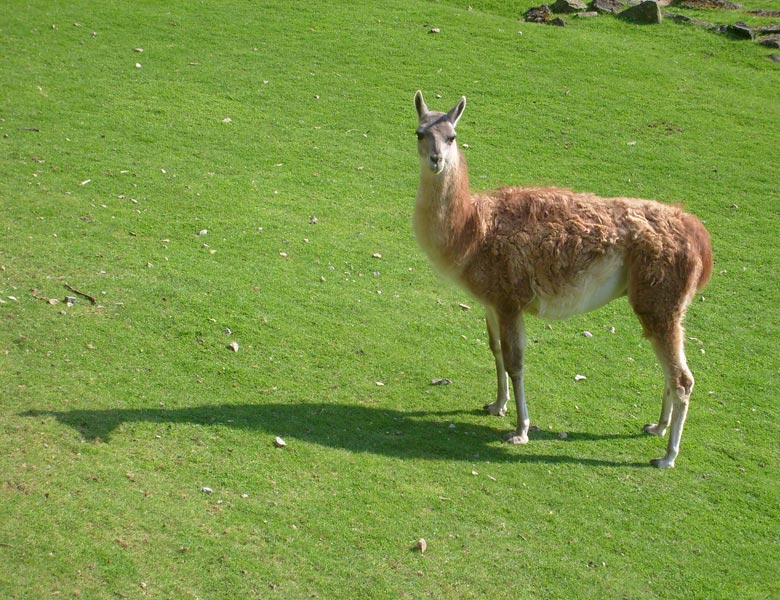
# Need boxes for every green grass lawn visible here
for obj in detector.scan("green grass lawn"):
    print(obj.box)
[2,1,779,598]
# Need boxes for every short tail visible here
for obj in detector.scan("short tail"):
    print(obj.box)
[684,213,713,291]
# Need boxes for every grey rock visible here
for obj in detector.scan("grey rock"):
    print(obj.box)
[525,4,553,22]
[619,1,663,23]
[727,21,754,39]
[674,0,741,8]
[757,25,780,35]
[759,35,780,49]
[590,0,627,13]
[664,12,714,27]
[552,0,588,13]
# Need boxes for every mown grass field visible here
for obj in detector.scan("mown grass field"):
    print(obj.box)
[2,1,779,598]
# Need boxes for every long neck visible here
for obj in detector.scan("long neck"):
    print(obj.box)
[415,148,480,272]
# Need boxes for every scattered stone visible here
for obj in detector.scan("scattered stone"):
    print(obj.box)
[525,4,553,22]
[590,0,626,14]
[748,9,780,17]
[574,374,587,382]
[559,431,569,439]
[759,35,780,48]
[552,0,588,12]
[769,53,780,62]
[201,486,214,494]
[228,341,239,352]
[274,436,287,448]
[458,303,472,311]
[550,17,567,25]
[582,331,593,338]
[576,11,600,17]
[674,0,741,8]
[727,21,754,39]
[665,12,715,27]
[430,378,452,386]
[416,538,427,554]
[429,27,441,34]
[619,1,663,24]
[757,25,780,35]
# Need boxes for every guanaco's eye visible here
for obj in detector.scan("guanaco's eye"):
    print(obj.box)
[415,130,424,140]
[447,134,457,144]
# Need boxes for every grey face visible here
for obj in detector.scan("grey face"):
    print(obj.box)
[416,115,458,174]
[414,91,466,175]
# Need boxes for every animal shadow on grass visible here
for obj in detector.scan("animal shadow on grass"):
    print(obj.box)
[22,403,648,468]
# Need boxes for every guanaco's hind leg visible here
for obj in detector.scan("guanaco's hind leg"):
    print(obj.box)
[641,317,694,469]
[497,311,530,445]
[484,307,510,417]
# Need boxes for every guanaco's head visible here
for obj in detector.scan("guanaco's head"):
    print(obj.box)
[414,91,466,175]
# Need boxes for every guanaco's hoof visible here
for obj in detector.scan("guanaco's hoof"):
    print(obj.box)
[502,431,529,445]
[483,402,507,417]
[643,423,668,437]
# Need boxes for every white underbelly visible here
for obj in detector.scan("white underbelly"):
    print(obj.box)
[528,255,628,320]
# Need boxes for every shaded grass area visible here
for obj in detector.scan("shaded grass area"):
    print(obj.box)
[2,0,779,598]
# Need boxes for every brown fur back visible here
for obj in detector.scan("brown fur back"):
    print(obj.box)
[441,186,712,314]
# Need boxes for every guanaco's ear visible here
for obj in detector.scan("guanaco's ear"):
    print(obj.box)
[414,90,428,120]
[447,96,466,127]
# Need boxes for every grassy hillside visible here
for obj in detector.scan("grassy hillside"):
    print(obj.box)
[2,1,779,598]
